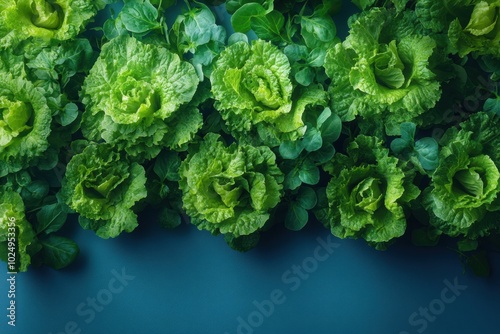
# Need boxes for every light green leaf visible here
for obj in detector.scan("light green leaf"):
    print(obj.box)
[121,0,160,33]
[231,3,267,33]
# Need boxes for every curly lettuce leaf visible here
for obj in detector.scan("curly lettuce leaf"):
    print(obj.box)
[324,7,441,135]
[317,135,420,249]
[448,1,500,57]
[81,35,201,161]
[0,0,104,48]
[416,0,500,57]
[0,74,52,176]
[179,133,284,239]
[0,187,37,272]
[211,39,306,146]
[60,144,147,238]
[424,112,500,238]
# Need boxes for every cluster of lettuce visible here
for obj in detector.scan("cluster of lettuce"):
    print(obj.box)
[0,0,499,275]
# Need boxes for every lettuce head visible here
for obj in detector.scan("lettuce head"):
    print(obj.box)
[60,143,147,238]
[0,0,104,48]
[179,133,284,240]
[211,39,312,146]
[317,135,420,249]
[324,7,441,135]
[0,74,52,176]
[416,0,500,57]
[81,35,201,161]
[423,112,500,238]
[0,187,37,272]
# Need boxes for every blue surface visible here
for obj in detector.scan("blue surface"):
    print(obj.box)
[1,218,500,334]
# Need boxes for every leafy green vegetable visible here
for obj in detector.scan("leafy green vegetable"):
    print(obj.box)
[390,122,440,172]
[423,112,500,239]
[211,39,299,146]
[0,75,52,177]
[0,0,105,48]
[60,143,147,238]
[179,133,283,247]
[0,187,37,272]
[416,0,500,57]
[317,135,421,249]
[0,0,499,275]
[324,7,442,135]
[81,35,201,161]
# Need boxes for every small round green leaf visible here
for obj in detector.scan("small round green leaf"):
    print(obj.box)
[279,140,304,160]
[298,160,320,185]
[296,186,317,210]
[40,235,79,270]
[284,203,308,231]
[303,127,323,152]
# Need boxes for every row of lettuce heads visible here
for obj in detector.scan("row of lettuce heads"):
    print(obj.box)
[0,0,499,275]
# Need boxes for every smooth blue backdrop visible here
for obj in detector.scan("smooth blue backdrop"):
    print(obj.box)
[1,217,500,334]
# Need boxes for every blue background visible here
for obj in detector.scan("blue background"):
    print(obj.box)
[1,219,500,334]
[2,2,500,334]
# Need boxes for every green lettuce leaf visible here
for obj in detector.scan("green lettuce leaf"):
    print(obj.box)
[81,35,201,161]
[416,0,500,57]
[0,187,37,272]
[0,0,104,48]
[211,39,304,146]
[448,1,500,57]
[0,74,52,176]
[179,133,284,240]
[317,135,420,249]
[324,7,442,135]
[60,144,147,238]
[424,112,500,238]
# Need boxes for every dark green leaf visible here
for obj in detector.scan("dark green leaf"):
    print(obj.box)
[284,44,308,62]
[284,168,302,190]
[298,160,320,185]
[295,66,315,86]
[158,208,182,229]
[36,203,67,235]
[40,235,79,270]
[390,122,416,154]
[307,48,326,67]
[415,137,439,170]
[154,151,181,181]
[279,140,304,159]
[284,203,308,231]
[303,127,323,152]
[300,15,336,49]
[308,143,335,164]
[296,186,317,210]
[483,97,500,116]
[250,10,285,42]
[318,109,342,143]
[59,103,79,126]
